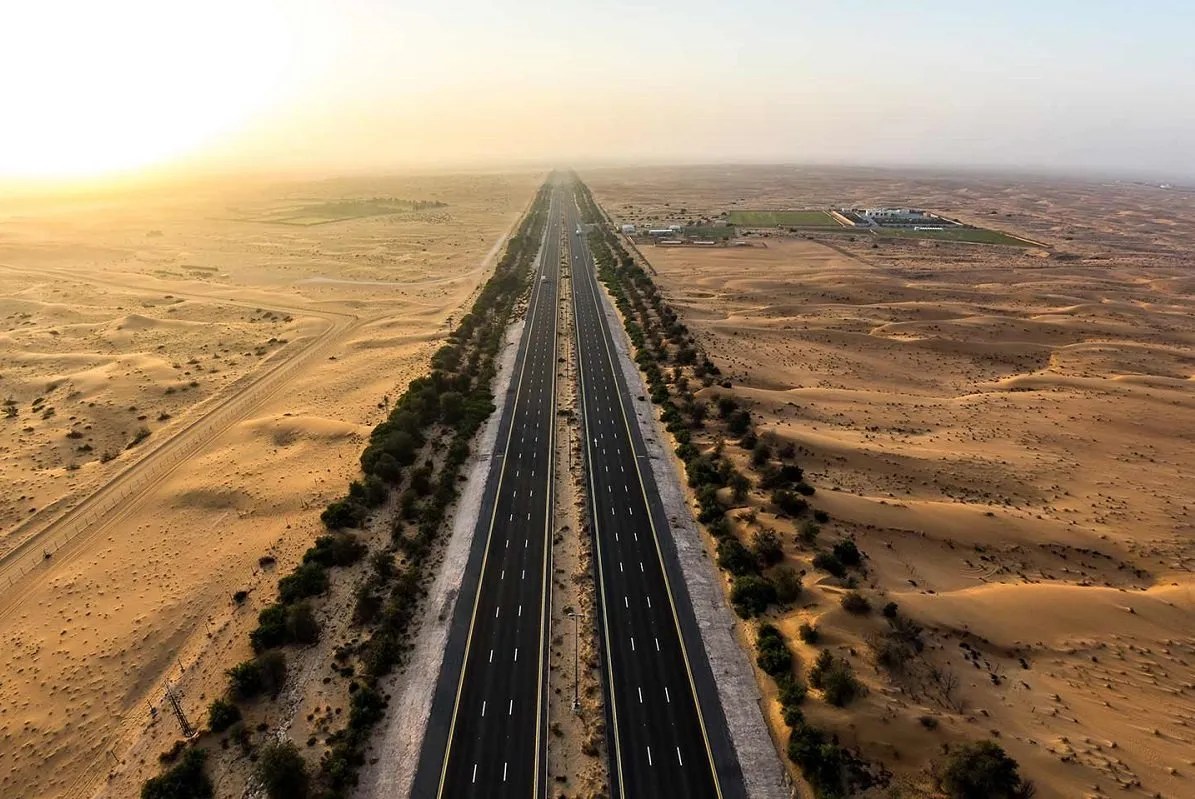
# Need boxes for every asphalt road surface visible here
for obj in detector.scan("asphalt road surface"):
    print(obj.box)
[565,188,747,799]
[413,184,561,799]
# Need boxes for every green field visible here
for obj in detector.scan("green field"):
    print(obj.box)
[245,198,447,226]
[726,209,840,227]
[876,227,1037,247]
[681,225,736,240]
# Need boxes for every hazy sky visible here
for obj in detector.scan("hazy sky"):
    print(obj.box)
[3,0,1193,182]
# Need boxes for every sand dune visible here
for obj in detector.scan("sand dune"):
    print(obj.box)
[0,171,539,799]
[589,165,1195,798]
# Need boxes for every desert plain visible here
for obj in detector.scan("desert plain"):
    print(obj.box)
[588,165,1195,798]
[0,171,539,798]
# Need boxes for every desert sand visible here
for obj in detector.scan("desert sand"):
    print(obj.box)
[0,172,539,798]
[587,165,1195,798]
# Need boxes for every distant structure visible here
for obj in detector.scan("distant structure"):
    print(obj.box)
[646,228,673,237]
[620,223,636,234]
[839,207,961,229]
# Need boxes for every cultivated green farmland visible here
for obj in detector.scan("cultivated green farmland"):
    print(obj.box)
[726,209,841,227]
[877,227,1037,247]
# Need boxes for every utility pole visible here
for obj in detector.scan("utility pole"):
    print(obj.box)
[164,681,196,739]
[567,611,585,713]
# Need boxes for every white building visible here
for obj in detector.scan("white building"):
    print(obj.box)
[620,223,636,234]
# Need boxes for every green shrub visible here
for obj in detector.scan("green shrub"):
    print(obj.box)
[787,724,848,799]
[255,739,309,799]
[305,533,367,567]
[940,740,1033,799]
[730,574,777,618]
[751,440,772,466]
[798,622,820,644]
[278,561,329,603]
[832,539,861,568]
[771,489,809,517]
[840,591,871,615]
[751,528,783,567]
[320,498,367,530]
[227,651,287,700]
[250,603,290,651]
[727,408,752,436]
[755,623,791,676]
[716,538,756,576]
[141,747,212,799]
[770,565,802,603]
[812,551,846,578]
[286,601,321,645]
[208,698,241,733]
[810,651,863,707]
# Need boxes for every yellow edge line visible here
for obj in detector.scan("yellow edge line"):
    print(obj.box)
[436,191,553,799]
[581,205,725,799]
[570,202,628,799]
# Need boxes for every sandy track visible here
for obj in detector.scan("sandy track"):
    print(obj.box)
[0,262,358,600]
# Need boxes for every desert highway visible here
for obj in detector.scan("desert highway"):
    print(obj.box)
[566,184,747,799]
[413,182,561,798]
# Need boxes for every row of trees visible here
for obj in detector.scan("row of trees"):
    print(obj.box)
[140,183,555,799]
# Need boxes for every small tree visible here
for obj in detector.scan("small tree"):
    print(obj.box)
[770,565,802,603]
[255,739,309,799]
[751,528,784,567]
[731,574,777,618]
[208,697,241,733]
[840,591,871,615]
[727,408,752,436]
[940,740,1032,799]
[716,538,756,576]
[141,747,212,799]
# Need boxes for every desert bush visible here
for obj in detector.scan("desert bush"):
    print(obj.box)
[751,528,784,567]
[787,723,848,799]
[798,520,820,545]
[751,440,772,467]
[727,408,752,436]
[730,574,777,618]
[840,591,871,615]
[278,562,329,603]
[255,739,309,799]
[812,551,846,578]
[770,565,802,603]
[716,538,756,576]
[771,489,809,517]
[141,747,212,799]
[208,698,241,733]
[940,740,1033,799]
[810,651,864,707]
[227,651,287,700]
[832,539,861,568]
[320,498,367,530]
[305,533,367,568]
[286,601,321,645]
[755,623,792,676]
[798,622,820,644]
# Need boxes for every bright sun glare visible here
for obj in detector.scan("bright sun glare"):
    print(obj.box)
[0,1,289,181]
